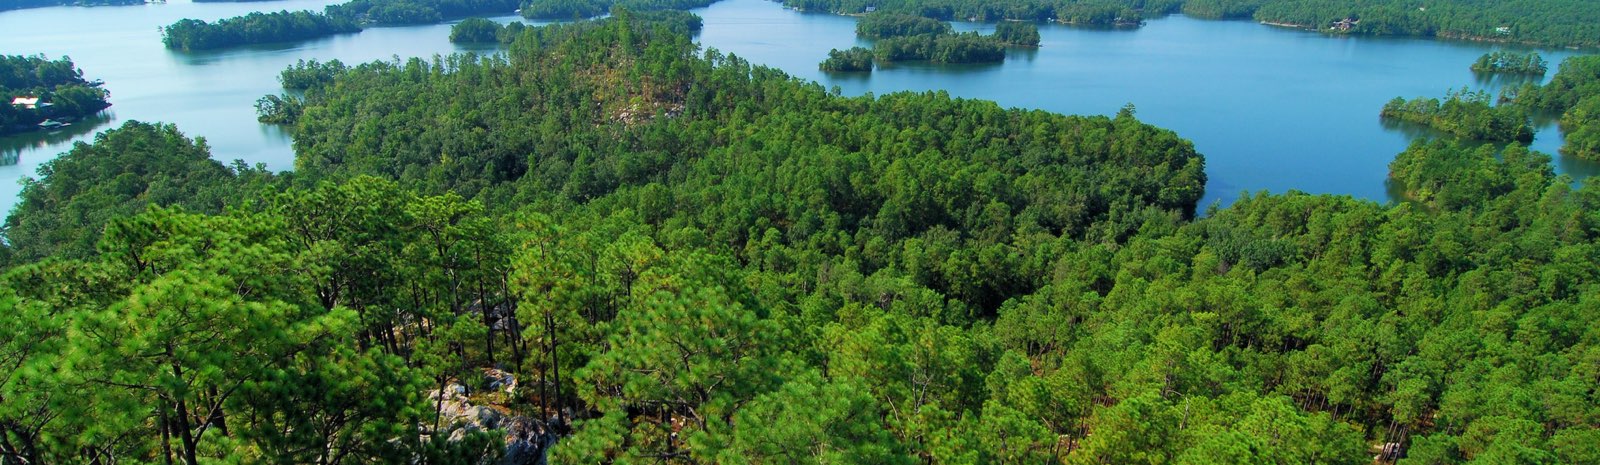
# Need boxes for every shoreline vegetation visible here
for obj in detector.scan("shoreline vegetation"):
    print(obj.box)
[0,55,112,137]
[1471,51,1548,76]
[1378,54,1600,162]
[773,0,1600,49]
[160,0,520,51]
[5,13,1600,465]
[1380,88,1533,144]
[819,13,1039,71]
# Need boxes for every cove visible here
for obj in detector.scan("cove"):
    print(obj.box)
[1,0,1594,215]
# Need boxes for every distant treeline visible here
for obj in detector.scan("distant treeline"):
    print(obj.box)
[0,0,141,12]
[784,0,1600,48]
[162,0,520,51]
[517,0,717,20]
[328,0,520,25]
[0,55,111,135]
[162,10,362,51]
[1244,0,1600,48]
[788,0,1160,26]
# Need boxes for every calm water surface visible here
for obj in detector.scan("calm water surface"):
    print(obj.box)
[1,0,1594,213]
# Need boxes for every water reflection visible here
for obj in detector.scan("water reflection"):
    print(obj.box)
[0,112,116,166]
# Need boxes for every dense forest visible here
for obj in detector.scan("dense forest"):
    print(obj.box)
[161,10,362,51]
[5,11,1600,465]
[0,55,112,136]
[1471,51,1547,76]
[1379,88,1533,144]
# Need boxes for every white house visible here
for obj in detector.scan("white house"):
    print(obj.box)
[10,97,40,109]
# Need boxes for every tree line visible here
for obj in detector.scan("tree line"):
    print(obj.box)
[783,0,1600,48]
[5,11,1600,465]
[161,0,519,51]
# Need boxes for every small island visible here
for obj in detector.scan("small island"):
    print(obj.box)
[817,14,1039,70]
[1380,88,1532,143]
[819,47,873,72]
[992,22,1040,46]
[450,17,528,44]
[1,55,111,136]
[1471,51,1547,76]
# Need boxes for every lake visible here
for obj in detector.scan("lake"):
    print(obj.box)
[1,0,1594,213]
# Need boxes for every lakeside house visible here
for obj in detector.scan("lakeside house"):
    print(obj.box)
[11,96,41,109]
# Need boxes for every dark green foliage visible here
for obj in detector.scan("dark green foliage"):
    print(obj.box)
[790,0,1600,47]
[1180,0,1265,19]
[160,10,362,51]
[1558,96,1600,160]
[855,13,952,38]
[518,0,718,19]
[1,121,271,263]
[452,17,501,42]
[1513,55,1600,114]
[450,18,529,43]
[1471,51,1547,76]
[819,46,873,72]
[784,0,1164,25]
[327,0,521,25]
[1381,88,1532,143]
[873,32,1007,63]
[255,94,304,124]
[277,59,350,91]
[0,54,111,136]
[993,21,1041,46]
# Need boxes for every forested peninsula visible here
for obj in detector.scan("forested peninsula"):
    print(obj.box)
[0,55,112,136]
[4,11,1600,465]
